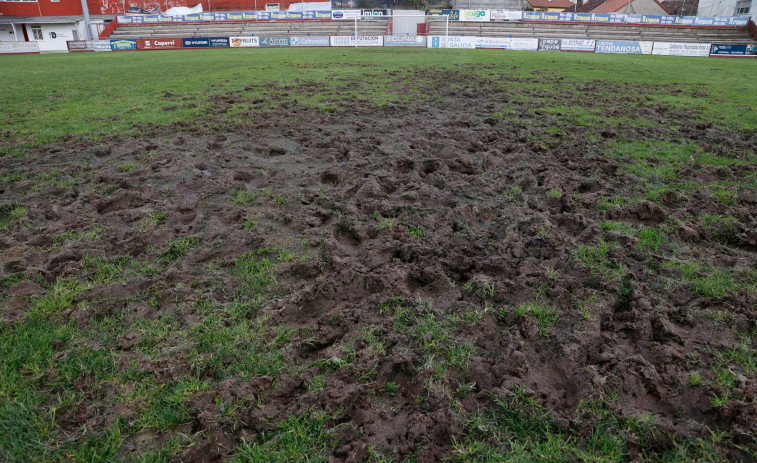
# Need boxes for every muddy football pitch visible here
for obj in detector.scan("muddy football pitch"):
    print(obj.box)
[1,49,756,461]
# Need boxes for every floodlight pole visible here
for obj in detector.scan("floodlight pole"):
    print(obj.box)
[80,0,93,40]
[355,15,358,47]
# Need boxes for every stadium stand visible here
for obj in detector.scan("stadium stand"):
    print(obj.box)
[105,15,753,44]
[426,20,755,43]
[108,20,389,39]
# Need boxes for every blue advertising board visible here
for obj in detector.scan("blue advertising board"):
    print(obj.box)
[208,37,230,47]
[110,39,137,50]
[710,44,757,56]
[115,10,749,27]
[181,38,210,48]
[519,11,748,27]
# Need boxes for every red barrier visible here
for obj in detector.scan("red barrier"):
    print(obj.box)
[99,18,119,39]
[137,38,183,49]
[748,17,757,40]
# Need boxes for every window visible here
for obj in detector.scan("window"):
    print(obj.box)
[735,0,750,14]
[31,25,43,40]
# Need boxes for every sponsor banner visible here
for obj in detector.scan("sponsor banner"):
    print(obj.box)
[332,9,362,20]
[652,42,710,57]
[289,36,330,46]
[181,38,210,48]
[428,9,458,20]
[361,9,391,18]
[538,38,561,51]
[137,38,182,50]
[110,39,137,50]
[491,9,522,21]
[114,11,748,27]
[229,36,260,47]
[208,37,230,47]
[384,35,427,47]
[428,36,477,49]
[517,11,748,27]
[0,41,40,54]
[476,37,538,50]
[560,39,595,52]
[595,40,652,54]
[309,10,333,19]
[94,40,112,52]
[260,36,291,47]
[709,44,757,56]
[522,11,562,21]
[330,35,383,46]
[67,40,94,52]
[459,9,490,22]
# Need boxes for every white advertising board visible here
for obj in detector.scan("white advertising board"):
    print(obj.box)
[330,35,384,46]
[427,36,477,48]
[652,42,710,57]
[459,9,490,21]
[560,39,596,52]
[476,37,539,50]
[0,41,40,54]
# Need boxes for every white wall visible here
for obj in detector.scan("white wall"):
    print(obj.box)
[24,22,88,51]
[697,0,755,16]
[0,24,21,42]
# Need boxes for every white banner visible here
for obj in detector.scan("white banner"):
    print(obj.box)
[560,39,596,52]
[476,37,538,50]
[491,9,522,21]
[93,40,113,52]
[229,37,260,47]
[652,42,710,57]
[290,36,330,47]
[459,9,490,21]
[427,36,477,48]
[330,35,384,46]
[331,9,362,20]
[0,41,40,54]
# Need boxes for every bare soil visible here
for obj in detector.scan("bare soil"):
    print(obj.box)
[2,66,756,461]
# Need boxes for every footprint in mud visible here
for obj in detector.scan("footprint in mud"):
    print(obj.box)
[96,191,143,214]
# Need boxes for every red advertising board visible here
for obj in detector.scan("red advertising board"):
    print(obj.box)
[136,38,182,50]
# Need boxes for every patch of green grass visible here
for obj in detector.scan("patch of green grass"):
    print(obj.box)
[160,236,198,264]
[243,216,257,229]
[712,187,735,205]
[606,141,749,181]
[233,410,335,462]
[273,195,287,206]
[118,161,135,172]
[232,250,277,300]
[504,302,559,335]
[664,260,740,298]
[27,279,82,319]
[140,210,166,230]
[82,255,127,284]
[597,196,625,211]
[701,214,738,243]
[575,240,626,281]
[601,220,635,234]
[637,227,665,252]
[52,226,105,246]
[233,190,257,206]
[407,225,427,239]
[0,204,29,229]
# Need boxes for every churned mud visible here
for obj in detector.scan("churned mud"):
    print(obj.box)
[1,65,756,461]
